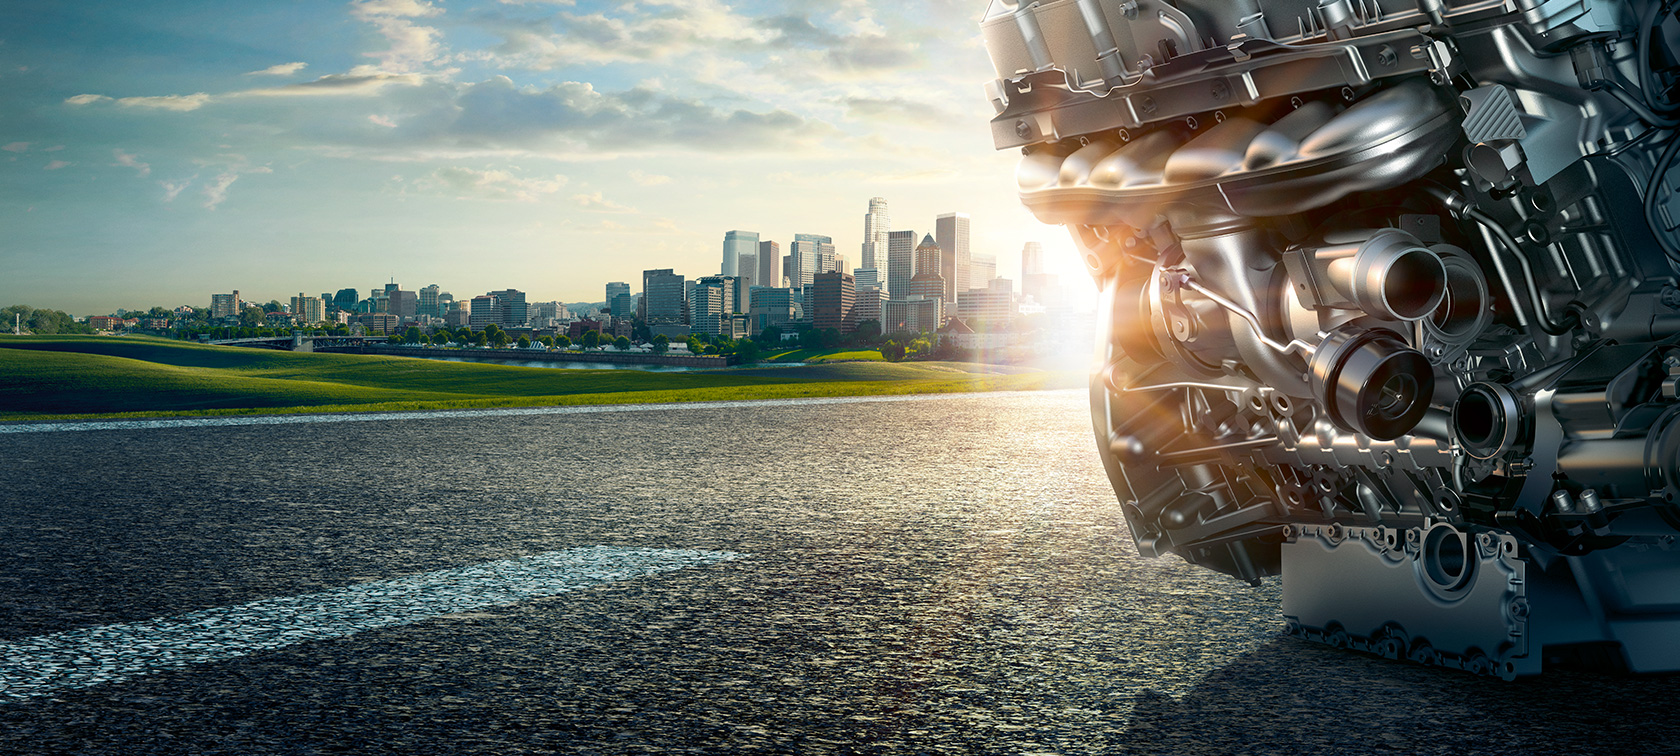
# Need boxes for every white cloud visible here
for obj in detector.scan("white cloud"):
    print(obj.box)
[1,142,26,152]
[369,114,398,127]
[352,0,446,73]
[113,149,151,176]
[628,169,671,186]
[417,166,568,201]
[161,178,193,202]
[246,62,309,76]
[64,94,112,106]
[118,93,213,111]
[43,160,70,170]
[202,172,240,209]
[571,191,633,213]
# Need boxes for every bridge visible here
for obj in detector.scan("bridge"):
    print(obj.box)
[207,333,385,352]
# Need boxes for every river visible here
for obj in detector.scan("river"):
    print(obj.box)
[0,390,1672,754]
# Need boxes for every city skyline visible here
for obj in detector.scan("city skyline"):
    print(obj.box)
[0,1,1087,315]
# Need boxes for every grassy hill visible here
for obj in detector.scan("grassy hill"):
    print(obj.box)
[0,336,1080,421]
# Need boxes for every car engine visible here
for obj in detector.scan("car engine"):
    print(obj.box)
[980,0,1680,677]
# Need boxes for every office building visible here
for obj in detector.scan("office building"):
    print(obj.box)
[861,197,889,270]
[643,269,686,324]
[469,294,498,328]
[853,268,880,292]
[811,271,856,333]
[389,289,418,319]
[759,240,781,289]
[971,255,997,284]
[722,230,759,278]
[490,289,527,327]
[749,287,798,335]
[211,290,242,319]
[851,287,887,330]
[333,289,359,312]
[908,234,946,302]
[419,285,441,318]
[290,293,325,324]
[886,229,915,298]
[936,212,971,303]
[611,293,635,321]
[737,252,758,292]
[1021,241,1045,275]
[789,234,833,289]
[605,282,630,307]
[957,278,1014,327]
[697,275,739,315]
[884,297,942,334]
[445,301,471,328]
[690,281,725,336]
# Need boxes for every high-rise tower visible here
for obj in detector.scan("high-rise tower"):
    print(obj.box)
[936,213,970,303]
[758,240,781,289]
[887,229,916,298]
[722,230,759,277]
[861,197,889,270]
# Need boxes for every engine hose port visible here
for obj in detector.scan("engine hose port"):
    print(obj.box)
[1309,326,1435,440]
[1321,229,1448,321]
[1374,246,1448,321]
[1427,254,1489,340]
[1452,382,1522,460]
[1420,524,1475,593]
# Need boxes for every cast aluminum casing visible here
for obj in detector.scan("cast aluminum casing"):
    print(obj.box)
[981,0,1680,677]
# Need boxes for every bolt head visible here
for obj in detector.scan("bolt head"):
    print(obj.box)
[1014,120,1033,139]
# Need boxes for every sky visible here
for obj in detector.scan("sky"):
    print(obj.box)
[0,0,1090,315]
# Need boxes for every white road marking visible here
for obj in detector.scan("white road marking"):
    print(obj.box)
[0,547,741,702]
[0,392,1020,434]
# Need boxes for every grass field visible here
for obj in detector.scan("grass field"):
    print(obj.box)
[762,347,885,363]
[0,336,1081,421]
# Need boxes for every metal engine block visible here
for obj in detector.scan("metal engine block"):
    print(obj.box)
[980,0,1680,677]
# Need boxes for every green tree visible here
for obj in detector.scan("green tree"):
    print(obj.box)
[852,320,882,344]
[685,336,704,354]
[734,338,760,363]
[582,330,601,350]
[757,325,782,346]
[798,328,822,349]
[651,334,669,353]
[492,330,511,348]
[473,331,488,347]
[908,336,931,357]
[881,339,906,361]
[539,336,554,347]
[403,325,423,344]
[388,334,402,344]
[517,335,532,349]
[704,343,720,355]
[613,335,631,351]
[555,334,572,349]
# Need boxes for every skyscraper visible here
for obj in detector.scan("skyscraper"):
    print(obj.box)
[971,255,997,286]
[887,229,915,298]
[723,230,759,277]
[1021,241,1045,275]
[789,234,833,290]
[420,284,441,318]
[490,289,527,327]
[936,212,971,303]
[642,269,686,325]
[605,282,630,307]
[811,271,856,333]
[211,290,242,319]
[290,293,325,324]
[333,289,359,312]
[758,240,781,289]
[861,197,889,270]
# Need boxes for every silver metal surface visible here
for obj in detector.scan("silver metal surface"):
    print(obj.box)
[984,0,1680,676]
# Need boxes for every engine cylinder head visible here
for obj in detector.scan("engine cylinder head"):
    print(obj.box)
[1309,325,1435,440]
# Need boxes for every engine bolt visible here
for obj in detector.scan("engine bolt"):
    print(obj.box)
[1138,95,1157,115]
[1377,45,1397,67]
[1210,80,1230,101]
[1015,120,1033,139]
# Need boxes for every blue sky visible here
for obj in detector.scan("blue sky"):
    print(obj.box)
[0,0,1079,314]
